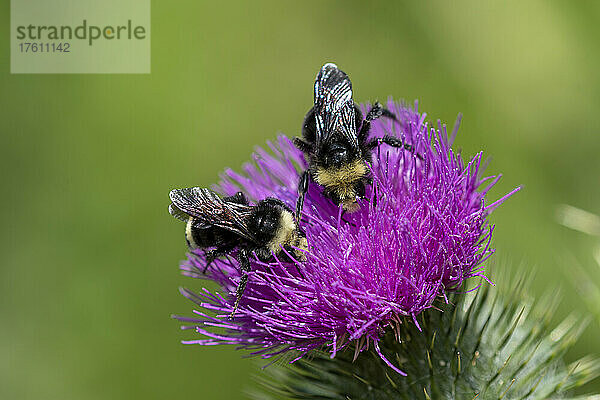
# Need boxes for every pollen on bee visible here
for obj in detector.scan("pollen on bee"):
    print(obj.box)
[342,200,360,213]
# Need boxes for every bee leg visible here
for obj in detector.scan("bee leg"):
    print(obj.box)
[229,248,251,319]
[224,191,248,205]
[254,247,272,261]
[203,243,236,274]
[369,177,379,209]
[358,112,375,144]
[358,102,384,143]
[367,135,424,160]
[359,103,399,144]
[203,250,217,274]
[366,102,384,121]
[293,137,313,153]
[295,170,310,225]
[379,107,398,121]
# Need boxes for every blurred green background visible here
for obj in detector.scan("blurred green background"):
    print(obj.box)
[2,1,600,398]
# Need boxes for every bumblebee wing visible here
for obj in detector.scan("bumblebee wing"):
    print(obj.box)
[169,187,255,241]
[168,203,190,222]
[313,63,358,149]
[168,203,212,230]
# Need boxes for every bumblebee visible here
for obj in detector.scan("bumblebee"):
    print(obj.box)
[294,63,421,218]
[169,187,307,316]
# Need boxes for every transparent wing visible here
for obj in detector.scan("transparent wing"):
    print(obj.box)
[168,187,255,241]
[168,203,190,222]
[313,63,358,149]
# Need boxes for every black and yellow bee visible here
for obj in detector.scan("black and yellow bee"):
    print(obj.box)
[169,187,307,316]
[294,63,421,218]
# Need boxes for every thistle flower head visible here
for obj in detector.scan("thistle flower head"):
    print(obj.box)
[174,100,519,368]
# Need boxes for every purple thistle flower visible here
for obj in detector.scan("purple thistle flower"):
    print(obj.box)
[174,100,519,371]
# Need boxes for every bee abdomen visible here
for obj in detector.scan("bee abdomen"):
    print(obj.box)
[185,218,215,249]
[185,217,237,250]
[185,218,198,248]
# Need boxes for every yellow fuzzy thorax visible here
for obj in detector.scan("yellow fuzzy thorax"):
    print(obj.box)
[267,210,296,253]
[266,210,307,260]
[314,160,367,190]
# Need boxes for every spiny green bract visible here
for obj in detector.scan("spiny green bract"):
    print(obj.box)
[254,274,600,400]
